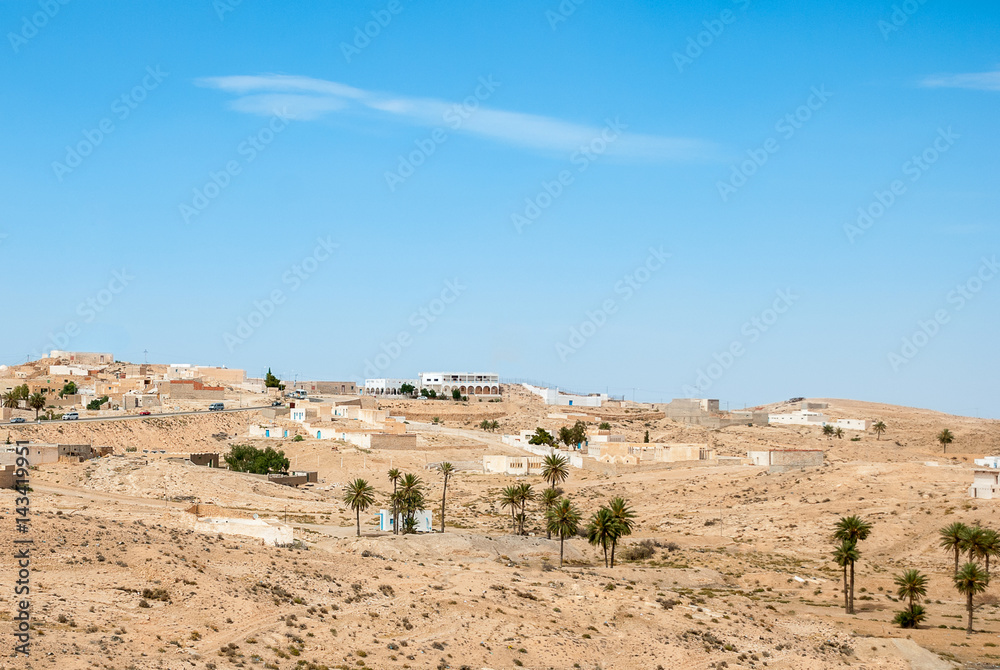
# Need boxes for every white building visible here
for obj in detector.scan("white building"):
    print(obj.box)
[419,372,500,396]
[166,364,198,380]
[364,378,418,396]
[483,454,544,476]
[522,383,607,407]
[969,469,1000,499]
[48,365,89,377]
[191,516,293,546]
[768,411,869,431]
[768,410,827,426]
[376,509,433,533]
[974,457,1000,469]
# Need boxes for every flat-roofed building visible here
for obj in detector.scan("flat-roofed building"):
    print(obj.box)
[420,372,500,396]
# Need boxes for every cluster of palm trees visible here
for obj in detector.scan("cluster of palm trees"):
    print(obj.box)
[2,386,46,418]
[478,420,500,432]
[386,469,430,535]
[342,468,437,537]
[585,497,635,568]
[831,519,996,634]
[499,454,570,536]
[499,482,535,535]
[494,453,640,569]
[822,424,844,439]
[939,521,996,634]
[831,515,872,614]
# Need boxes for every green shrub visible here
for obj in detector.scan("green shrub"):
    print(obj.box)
[893,604,926,628]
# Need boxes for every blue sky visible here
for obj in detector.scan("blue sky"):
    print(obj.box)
[1,0,998,417]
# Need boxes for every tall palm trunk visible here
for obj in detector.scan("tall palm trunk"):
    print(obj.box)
[356,508,361,537]
[392,481,398,535]
[440,475,448,533]
[610,539,617,568]
[954,547,960,575]
[849,560,856,614]
[842,564,849,612]
[603,543,608,568]
[559,533,565,568]
[967,592,974,634]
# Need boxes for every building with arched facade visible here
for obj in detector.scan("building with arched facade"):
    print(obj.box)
[418,372,500,397]
[363,378,419,396]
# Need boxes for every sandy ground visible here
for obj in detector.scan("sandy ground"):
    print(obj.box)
[1,388,998,669]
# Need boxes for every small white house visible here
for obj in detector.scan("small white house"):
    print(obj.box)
[289,407,307,423]
[974,457,1000,469]
[522,383,606,407]
[248,425,289,439]
[376,509,433,533]
[969,469,1000,499]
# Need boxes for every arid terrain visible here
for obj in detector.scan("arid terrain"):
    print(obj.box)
[2,387,999,670]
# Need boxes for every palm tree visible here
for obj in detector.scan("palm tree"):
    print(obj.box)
[940,522,971,575]
[834,427,844,439]
[540,488,561,539]
[586,507,617,567]
[822,424,835,437]
[541,453,569,490]
[980,529,1000,582]
[832,539,858,612]
[438,462,454,533]
[1,392,18,409]
[954,562,989,634]
[514,482,534,535]
[28,393,45,419]
[872,421,886,440]
[834,515,872,614]
[387,468,402,534]
[343,478,376,537]
[546,498,581,568]
[964,525,991,568]
[607,497,636,568]
[500,485,520,532]
[894,569,928,610]
[397,473,425,534]
[937,428,954,453]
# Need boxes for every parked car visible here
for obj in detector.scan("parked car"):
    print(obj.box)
[9,417,26,423]
[139,410,151,416]
[62,412,79,421]
[208,403,225,412]
[271,400,283,407]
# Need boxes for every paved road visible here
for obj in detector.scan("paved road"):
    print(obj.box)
[4,405,271,427]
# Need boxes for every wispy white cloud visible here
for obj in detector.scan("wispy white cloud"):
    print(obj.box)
[920,68,1000,91]
[196,74,718,161]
